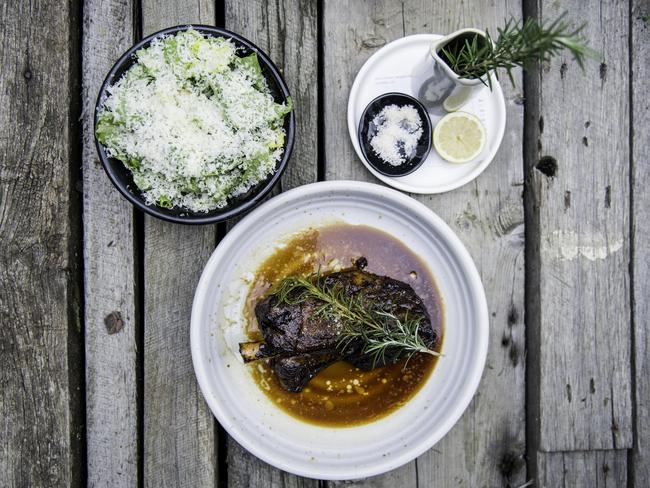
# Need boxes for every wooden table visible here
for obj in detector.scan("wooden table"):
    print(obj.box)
[1,0,648,486]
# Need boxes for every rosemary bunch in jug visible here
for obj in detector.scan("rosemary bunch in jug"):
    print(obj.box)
[441,12,595,88]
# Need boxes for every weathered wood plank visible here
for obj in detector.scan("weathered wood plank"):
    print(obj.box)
[324,1,526,486]
[0,0,83,486]
[526,0,632,452]
[631,1,650,485]
[535,450,627,488]
[329,464,416,488]
[143,221,217,487]
[226,0,318,190]
[140,2,219,487]
[227,441,322,488]
[81,1,139,486]
[224,1,320,485]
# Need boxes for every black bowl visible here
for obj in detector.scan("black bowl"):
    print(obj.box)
[94,25,295,225]
[357,92,431,177]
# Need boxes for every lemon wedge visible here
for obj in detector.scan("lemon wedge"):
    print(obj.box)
[433,112,486,163]
[442,87,473,112]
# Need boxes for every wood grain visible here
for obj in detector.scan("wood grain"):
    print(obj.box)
[535,449,627,487]
[140,2,219,487]
[330,464,417,488]
[81,1,139,486]
[525,0,632,452]
[631,0,650,485]
[0,0,83,486]
[224,1,320,485]
[226,442,321,488]
[323,1,526,486]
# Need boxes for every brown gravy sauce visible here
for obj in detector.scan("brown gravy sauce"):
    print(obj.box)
[245,223,444,427]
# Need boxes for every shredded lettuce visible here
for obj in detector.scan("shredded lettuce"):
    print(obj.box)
[237,53,265,89]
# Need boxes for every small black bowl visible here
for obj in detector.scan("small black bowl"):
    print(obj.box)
[94,25,295,225]
[357,92,431,177]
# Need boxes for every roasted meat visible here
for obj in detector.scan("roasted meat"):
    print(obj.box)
[239,262,438,392]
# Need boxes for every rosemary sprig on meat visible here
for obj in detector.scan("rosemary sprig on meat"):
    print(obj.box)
[274,272,441,367]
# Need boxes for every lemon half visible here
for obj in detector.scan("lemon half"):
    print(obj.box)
[433,112,486,164]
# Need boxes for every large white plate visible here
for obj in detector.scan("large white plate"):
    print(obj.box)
[348,34,506,194]
[191,181,488,480]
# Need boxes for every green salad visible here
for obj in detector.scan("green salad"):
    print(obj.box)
[96,29,292,212]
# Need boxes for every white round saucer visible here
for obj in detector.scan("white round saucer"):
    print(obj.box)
[347,34,506,194]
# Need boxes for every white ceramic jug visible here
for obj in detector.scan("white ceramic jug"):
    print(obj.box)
[412,28,489,113]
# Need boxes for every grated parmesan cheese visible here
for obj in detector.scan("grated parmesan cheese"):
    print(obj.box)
[369,104,423,166]
[96,29,292,212]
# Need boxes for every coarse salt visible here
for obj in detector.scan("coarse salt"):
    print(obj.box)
[370,104,423,166]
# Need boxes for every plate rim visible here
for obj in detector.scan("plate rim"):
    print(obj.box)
[190,180,489,479]
[347,34,506,194]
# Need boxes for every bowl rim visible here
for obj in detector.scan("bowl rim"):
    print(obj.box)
[190,180,489,479]
[357,92,432,177]
[94,24,295,225]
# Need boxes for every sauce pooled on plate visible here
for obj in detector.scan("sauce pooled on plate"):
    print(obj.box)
[246,223,444,427]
